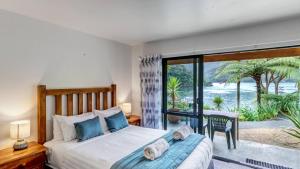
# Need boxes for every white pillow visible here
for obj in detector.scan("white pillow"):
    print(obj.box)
[94,106,122,132]
[53,115,64,141]
[59,113,95,142]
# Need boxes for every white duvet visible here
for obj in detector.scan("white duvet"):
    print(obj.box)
[44,125,213,169]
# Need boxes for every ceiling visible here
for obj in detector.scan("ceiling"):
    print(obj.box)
[1,0,300,45]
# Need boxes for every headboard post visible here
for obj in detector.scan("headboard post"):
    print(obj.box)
[111,84,117,106]
[37,85,46,144]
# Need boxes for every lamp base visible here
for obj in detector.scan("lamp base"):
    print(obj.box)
[13,139,28,151]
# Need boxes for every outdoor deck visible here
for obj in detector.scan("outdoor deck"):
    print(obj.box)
[213,135,300,169]
[167,118,300,169]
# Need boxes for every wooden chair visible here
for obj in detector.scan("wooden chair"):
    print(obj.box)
[209,115,233,149]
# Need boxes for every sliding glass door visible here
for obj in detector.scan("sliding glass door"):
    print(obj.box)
[162,55,204,134]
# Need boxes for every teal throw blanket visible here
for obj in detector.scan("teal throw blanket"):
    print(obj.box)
[111,131,205,169]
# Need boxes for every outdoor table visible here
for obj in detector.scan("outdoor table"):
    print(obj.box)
[204,110,239,149]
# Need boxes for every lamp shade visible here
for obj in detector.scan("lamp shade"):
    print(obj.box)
[10,120,30,139]
[121,103,131,114]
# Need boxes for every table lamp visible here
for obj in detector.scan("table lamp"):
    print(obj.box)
[121,103,131,118]
[10,120,30,150]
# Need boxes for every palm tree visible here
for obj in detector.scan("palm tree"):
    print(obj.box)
[237,81,241,109]
[266,57,300,94]
[288,65,300,107]
[213,96,224,110]
[167,76,181,109]
[216,57,300,105]
[215,61,242,109]
[216,60,267,105]
[237,61,241,109]
[167,76,182,123]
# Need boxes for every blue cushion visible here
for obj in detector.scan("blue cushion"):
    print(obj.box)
[105,111,128,132]
[74,116,103,142]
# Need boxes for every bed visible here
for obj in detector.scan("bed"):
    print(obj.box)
[37,84,213,169]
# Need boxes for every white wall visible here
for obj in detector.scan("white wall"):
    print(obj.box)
[0,10,131,149]
[131,45,144,116]
[131,17,300,114]
[144,17,300,56]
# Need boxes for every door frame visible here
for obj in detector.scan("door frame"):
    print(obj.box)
[162,55,204,134]
[161,46,300,134]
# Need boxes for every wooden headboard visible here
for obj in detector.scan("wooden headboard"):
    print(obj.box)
[37,84,116,144]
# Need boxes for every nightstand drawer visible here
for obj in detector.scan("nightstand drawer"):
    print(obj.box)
[0,152,46,169]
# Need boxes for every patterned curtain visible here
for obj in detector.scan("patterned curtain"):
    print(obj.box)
[140,54,162,129]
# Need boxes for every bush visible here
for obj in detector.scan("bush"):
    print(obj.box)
[227,107,239,113]
[239,107,258,121]
[257,103,279,121]
[177,101,189,111]
[285,107,300,139]
[203,104,212,110]
[262,93,298,115]
[239,103,280,121]
[213,96,224,110]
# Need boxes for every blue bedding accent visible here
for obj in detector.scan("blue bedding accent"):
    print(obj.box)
[111,131,205,169]
[105,111,129,132]
[74,116,103,142]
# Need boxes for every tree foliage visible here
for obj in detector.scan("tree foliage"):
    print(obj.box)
[168,65,193,88]
[213,96,224,110]
[215,57,300,105]
[262,93,299,115]
[167,76,181,109]
[285,107,300,140]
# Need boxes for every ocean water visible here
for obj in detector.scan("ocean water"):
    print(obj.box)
[178,82,298,110]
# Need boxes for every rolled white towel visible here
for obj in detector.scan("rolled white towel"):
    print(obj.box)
[144,138,169,160]
[173,125,193,140]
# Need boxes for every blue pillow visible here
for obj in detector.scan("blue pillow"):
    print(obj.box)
[74,116,103,142]
[105,111,128,132]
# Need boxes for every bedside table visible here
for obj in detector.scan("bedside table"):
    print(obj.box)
[127,115,141,126]
[0,142,47,169]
